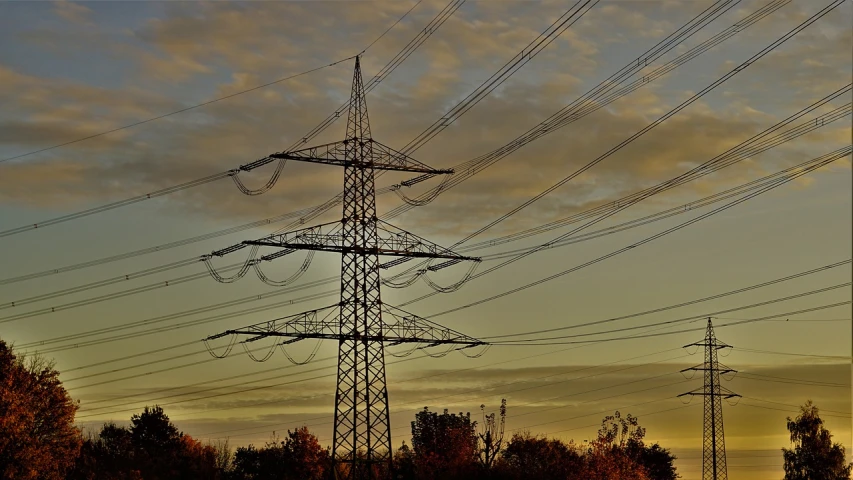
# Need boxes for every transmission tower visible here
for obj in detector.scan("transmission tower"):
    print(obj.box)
[203,56,485,480]
[678,318,740,480]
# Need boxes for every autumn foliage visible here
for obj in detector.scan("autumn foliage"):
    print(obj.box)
[0,340,81,479]
[3,338,851,480]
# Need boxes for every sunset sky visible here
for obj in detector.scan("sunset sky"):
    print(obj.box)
[0,1,851,478]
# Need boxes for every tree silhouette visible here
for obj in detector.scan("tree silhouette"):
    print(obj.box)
[129,405,185,479]
[496,431,582,480]
[594,410,677,480]
[69,406,223,479]
[597,411,645,448]
[410,407,479,479]
[230,427,329,480]
[783,400,852,480]
[477,399,507,470]
[0,340,81,480]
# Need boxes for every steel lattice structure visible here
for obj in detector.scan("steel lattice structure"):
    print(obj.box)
[204,56,484,480]
[678,318,740,480]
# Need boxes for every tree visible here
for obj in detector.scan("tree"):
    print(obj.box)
[129,405,184,479]
[68,406,225,480]
[594,410,678,480]
[634,443,679,480]
[410,407,479,479]
[69,423,140,480]
[0,340,81,479]
[496,431,582,480]
[597,411,645,449]
[477,399,507,470]
[581,445,649,480]
[783,400,853,480]
[230,427,329,480]
[280,426,329,480]
[392,442,416,480]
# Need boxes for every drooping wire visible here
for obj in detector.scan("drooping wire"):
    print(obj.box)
[458,344,491,358]
[243,338,280,363]
[421,260,480,293]
[280,339,323,366]
[386,345,420,358]
[253,250,316,287]
[202,335,239,359]
[231,158,289,196]
[203,245,259,283]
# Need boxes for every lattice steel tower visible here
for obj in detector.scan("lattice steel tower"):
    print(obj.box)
[204,56,484,480]
[678,318,740,480]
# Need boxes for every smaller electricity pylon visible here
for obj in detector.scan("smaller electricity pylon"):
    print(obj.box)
[678,318,740,480]
[204,56,485,480]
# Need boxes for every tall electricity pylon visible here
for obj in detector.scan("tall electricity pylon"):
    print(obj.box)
[204,56,484,480]
[678,318,740,480]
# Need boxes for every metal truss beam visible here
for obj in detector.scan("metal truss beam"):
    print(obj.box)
[270,139,453,175]
[244,220,480,262]
[206,303,485,347]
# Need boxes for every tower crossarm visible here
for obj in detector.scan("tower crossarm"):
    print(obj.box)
[204,305,340,343]
[243,221,481,262]
[681,365,738,375]
[678,385,741,400]
[684,341,732,350]
[269,139,454,175]
[204,303,486,348]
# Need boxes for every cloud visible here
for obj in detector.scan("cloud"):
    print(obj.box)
[52,0,92,26]
[72,360,849,451]
[1,0,848,244]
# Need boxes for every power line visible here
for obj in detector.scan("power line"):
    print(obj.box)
[483,261,850,340]
[0,0,790,290]
[70,295,841,421]
[11,143,846,327]
[0,0,753,253]
[735,347,849,360]
[446,0,846,249]
[487,282,851,343]
[386,18,851,287]
[0,1,428,166]
[360,1,423,53]
[492,302,852,346]
[408,147,850,315]
[14,105,846,348]
[79,313,696,424]
[384,0,786,219]
[27,254,847,386]
[0,56,356,165]
[0,0,458,236]
[736,373,848,388]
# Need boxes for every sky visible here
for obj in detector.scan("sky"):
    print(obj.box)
[0,0,851,478]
